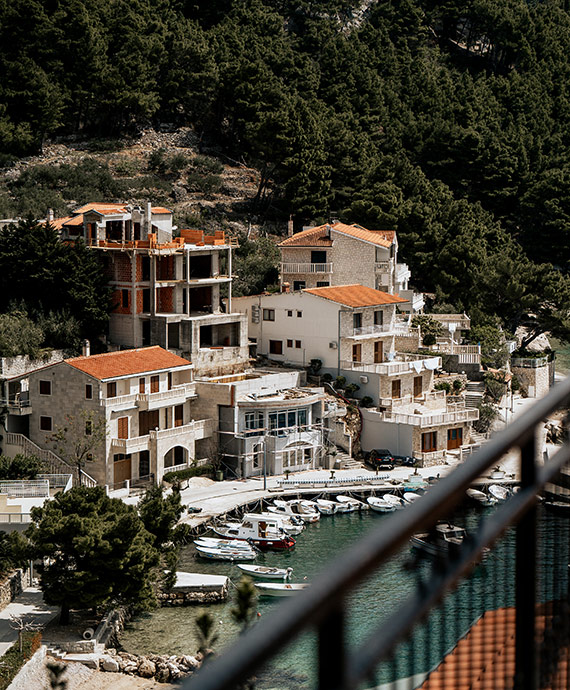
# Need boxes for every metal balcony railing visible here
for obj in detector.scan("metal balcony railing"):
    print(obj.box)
[184,376,570,690]
[280,262,333,274]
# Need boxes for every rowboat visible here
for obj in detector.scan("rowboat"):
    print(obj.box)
[255,582,309,597]
[367,496,396,513]
[237,564,293,580]
[488,484,510,502]
[466,488,497,506]
[195,545,257,561]
[336,495,369,511]
[315,499,338,515]
[383,494,405,508]
[402,492,422,504]
[268,500,320,523]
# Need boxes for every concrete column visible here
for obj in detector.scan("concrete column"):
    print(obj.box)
[227,247,232,314]
[150,255,157,315]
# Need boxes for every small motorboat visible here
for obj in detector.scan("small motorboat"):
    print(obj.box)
[255,582,309,597]
[336,495,369,511]
[466,488,497,506]
[402,492,422,504]
[195,545,258,561]
[268,500,320,523]
[410,522,466,558]
[367,496,396,513]
[488,484,510,502]
[315,499,338,515]
[194,537,254,550]
[383,494,405,508]
[237,564,293,580]
[212,513,296,551]
[333,500,356,513]
[258,512,304,536]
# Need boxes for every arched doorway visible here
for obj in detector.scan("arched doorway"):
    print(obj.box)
[281,442,313,469]
[164,446,189,469]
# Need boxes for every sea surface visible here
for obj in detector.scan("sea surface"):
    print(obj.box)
[121,504,569,689]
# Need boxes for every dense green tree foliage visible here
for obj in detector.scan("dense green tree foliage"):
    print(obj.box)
[27,487,159,624]
[1,0,570,337]
[0,220,111,351]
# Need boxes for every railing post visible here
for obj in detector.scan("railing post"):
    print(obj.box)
[318,602,347,690]
[515,433,538,690]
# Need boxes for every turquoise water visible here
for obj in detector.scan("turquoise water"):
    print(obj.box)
[121,506,569,689]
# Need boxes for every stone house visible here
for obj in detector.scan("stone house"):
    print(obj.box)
[51,202,249,377]
[279,221,424,312]
[17,347,213,486]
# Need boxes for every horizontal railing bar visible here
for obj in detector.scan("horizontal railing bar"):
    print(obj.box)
[184,377,570,690]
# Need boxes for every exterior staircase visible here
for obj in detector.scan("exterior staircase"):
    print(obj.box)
[45,643,105,668]
[465,381,485,409]
[334,448,364,470]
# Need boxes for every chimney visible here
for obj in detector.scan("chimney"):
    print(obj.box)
[146,202,152,236]
[47,209,54,223]
[282,282,290,293]
[287,215,294,237]
[325,224,331,238]
[82,339,90,357]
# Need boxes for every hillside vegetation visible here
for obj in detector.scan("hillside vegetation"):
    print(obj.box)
[1,0,570,344]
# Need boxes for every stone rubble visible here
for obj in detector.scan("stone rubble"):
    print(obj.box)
[99,649,201,682]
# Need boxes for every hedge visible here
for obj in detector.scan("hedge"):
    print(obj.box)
[163,464,215,483]
[0,631,42,690]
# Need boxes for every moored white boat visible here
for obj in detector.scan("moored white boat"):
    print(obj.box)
[237,564,293,580]
[195,545,257,561]
[212,513,296,551]
[268,499,320,523]
[402,492,422,504]
[488,484,510,502]
[315,499,338,515]
[336,495,369,511]
[194,537,254,550]
[258,512,304,536]
[410,522,465,558]
[255,582,309,596]
[383,494,405,508]
[367,496,396,513]
[466,488,496,506]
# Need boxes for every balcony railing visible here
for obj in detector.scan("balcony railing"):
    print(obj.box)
[430,313,471,330]
[382,407,479,426]
[374,261,392,273]
[351,322,415,337]
[280,262,333,274]
[341,354,441,376]
[511,356,549,368]
[185,375,570,690]
[103,383,196,409]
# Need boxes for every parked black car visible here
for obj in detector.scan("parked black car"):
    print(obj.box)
[392,454,419,467]
[364,448,394,471]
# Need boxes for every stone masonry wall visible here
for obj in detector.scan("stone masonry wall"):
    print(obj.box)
[512,364,550,398]
[0,569,30,612]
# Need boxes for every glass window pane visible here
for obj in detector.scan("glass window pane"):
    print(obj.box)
[288,411,296,427]
[298,409,307,426]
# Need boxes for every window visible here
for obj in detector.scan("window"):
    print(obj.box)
[252,443,262,469]
[150,375,159,393]
[352,343,361,362]
[293,281,305,291]
[168,372,173,390]
[287,339,293,348]
[353,313,362,329]
[287,310,293,317]
[85,420,92,436]
[107,382,117,398]
[139,377,145,394]
[139,450,150,476]
[374,341,383,364]
[298,409,307,426]
[269,340,283,355]
[121,289,129,308]
[40,416,52,431]
[374,310,384,326]
[165,446,186,468]
[263,309,275,321]
[174,404,184,427]
[311,250,327,264]
[118,417,129,439]
[296,311,302,318]
[295,340,301,348]
[245,411,264,433]
[39,380,51,396]
[391,379,401,399]
[268,408,308,431]
[85,384,93,399]
[316,281,329,287]
[422,431,437,453]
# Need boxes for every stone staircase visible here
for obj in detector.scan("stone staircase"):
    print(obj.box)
[465,381,485,409]
[45,643,105,668]
[470,430,488,445]
[334,448,364,470]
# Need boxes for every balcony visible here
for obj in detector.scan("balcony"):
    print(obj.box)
[150,418,213,441]
[395,262,411,283]
[280,262,333,274]
[374,261,391,273]
[341,353,442,376]
[111,435,150,453]
[381,407,479,427]
[136,383,197,410]
[1,396,32,415]
[431,313,471,331]
[350,323,418,338]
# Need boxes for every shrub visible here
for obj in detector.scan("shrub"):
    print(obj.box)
[322,373,333,382]
[360,396,374,408]
[163,464,215,483]
[435,381,451,394]
[511,375,520,392]
[344,383,360,396]
[309,358,322,375]
[452,379,464,392]
[0,454,42,480]
[335,376,346,389]
[475,402,498,433]
[0,631,42,690]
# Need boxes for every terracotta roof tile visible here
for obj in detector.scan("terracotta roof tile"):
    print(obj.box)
[75,202,129,214]
[49,216,74,230]
[66,346,191,380]
[151,207,172,214]
[279,222,395,248]
[303,284,407,307]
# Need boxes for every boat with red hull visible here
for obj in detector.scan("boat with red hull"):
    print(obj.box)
[212,513,296,551]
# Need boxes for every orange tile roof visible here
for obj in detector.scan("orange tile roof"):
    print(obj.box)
[62,215,84,226]
[49,216,74,230]
[151,207,172,215]
[279,222,395,248]
[303,284,407,307]
[66,346,191,380]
